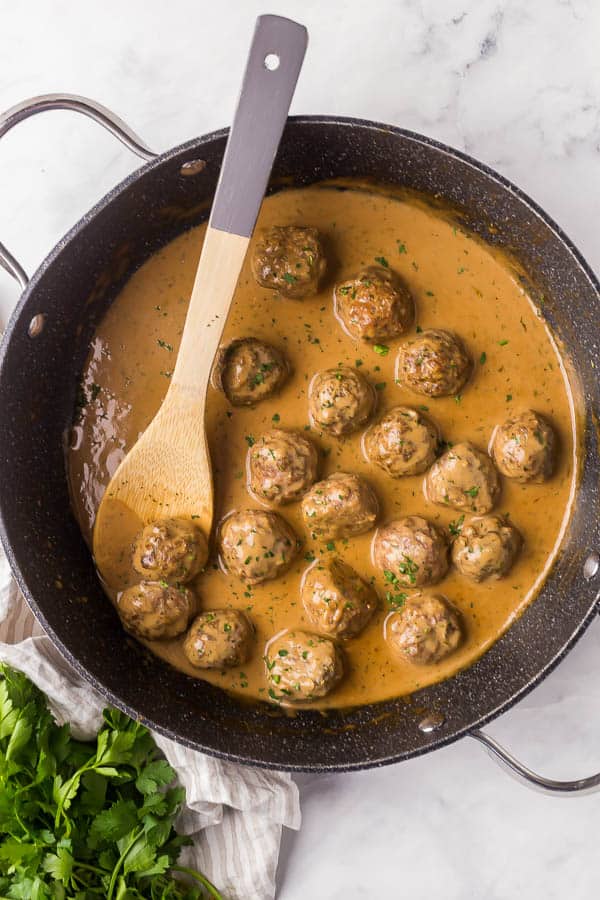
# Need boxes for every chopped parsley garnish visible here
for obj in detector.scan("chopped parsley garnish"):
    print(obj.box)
[397,241,407,254]
[283,272,297,283]
[355,358,363,367]
[397,555,419,584]
[479,351,487,365]
[506,393,513,402]
[245,434,256,447]
[157,338,173,351]
[374,255,389,267]
[498,339,509,346]
[375,382,386,391]
[272,413,280,423]
[464,486,480,498]
[386,591,407,609]
[373,344,389,356]
[416,324,423,333]
[326,541,336,552]
[449,514,465,536]
[278,649,288,657]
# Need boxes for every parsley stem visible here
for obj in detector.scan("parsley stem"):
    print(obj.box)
[74,861,107,877]
[106,825,144,900]
[173,865,225,899]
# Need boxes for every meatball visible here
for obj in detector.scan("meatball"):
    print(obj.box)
[132,518,208,583]
[334,265,414,342]
[363,406,440,477]
[218,509,299,584]
[491,409,556,483]
[301,472,379,540]
[118,581,194,641]
[215,337,289,406]
[251,225,326,298]
[308,366,376,436]
[247,429,318,504]
[425,442,500,514]
[395,329,472,397]
[372,516,449,588]
[265,630,344,701]
[183,609,253,669]
[301,558,377,638]
[385,593,462,665]
[452,515,522,582]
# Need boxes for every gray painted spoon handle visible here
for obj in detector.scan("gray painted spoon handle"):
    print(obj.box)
[210,14,308,237]
[171,14,307,395]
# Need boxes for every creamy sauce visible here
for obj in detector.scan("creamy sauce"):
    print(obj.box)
[68,183,576,709]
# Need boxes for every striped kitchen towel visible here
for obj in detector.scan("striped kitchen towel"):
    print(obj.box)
[0,543,301,900]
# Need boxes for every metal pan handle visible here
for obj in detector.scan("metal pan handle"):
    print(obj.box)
[0,93,159,289]
[469,728,600,795]
[469,564,600,795]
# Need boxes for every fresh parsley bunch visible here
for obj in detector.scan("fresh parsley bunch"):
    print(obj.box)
[0,664,223,899]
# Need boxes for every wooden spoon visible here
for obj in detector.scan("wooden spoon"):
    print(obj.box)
[93,15,308,589]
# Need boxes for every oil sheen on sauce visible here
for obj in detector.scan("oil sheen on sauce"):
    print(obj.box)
[67,183,577,710]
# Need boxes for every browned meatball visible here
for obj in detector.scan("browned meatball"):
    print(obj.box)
[490,410,556,483]
[183,609,253,669]
[363,406,440,477]
[451,515,521,582]
[334,265,414,342]
[301,472,378,540]
[425,442,500,514]
[308,366,376,436]
[247,429,318,504]
[118,581,194,641]
[251,226,326,298]
[219,509,298,584]
[372,516,449,588]
[132,518,208,584]
[301,558,377,638]
[265,630,344,701]
[395,329,472,397]
[385,593,462,665]
[214,337,289,406]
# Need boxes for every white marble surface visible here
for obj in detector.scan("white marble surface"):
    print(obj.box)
[1,1,600,897]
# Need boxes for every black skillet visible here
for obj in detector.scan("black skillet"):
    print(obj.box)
[1,91,600,789]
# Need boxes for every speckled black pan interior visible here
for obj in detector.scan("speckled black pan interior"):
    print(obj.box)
[1,117,599,771]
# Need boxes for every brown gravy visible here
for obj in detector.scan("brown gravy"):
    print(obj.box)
[68,183,577,709]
